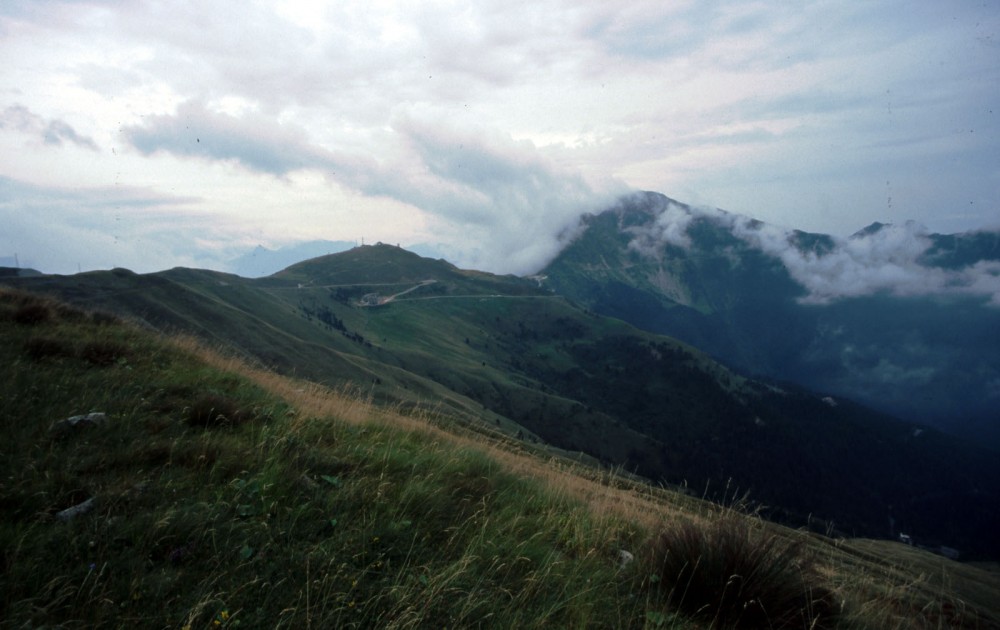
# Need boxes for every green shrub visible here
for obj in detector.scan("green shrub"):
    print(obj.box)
[648,510,836,629]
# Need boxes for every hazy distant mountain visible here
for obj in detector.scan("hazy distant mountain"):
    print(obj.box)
[0,266,43,278]
[227,240,356,277]
[542,191,1000,445]
[6,243,1000,558]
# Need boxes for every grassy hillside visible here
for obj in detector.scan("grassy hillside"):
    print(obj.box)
[0,287,645,627]
[3,287,1000,628]
[6,246,1000,561]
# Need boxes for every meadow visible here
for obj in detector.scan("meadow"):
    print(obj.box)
[2,287,997,628]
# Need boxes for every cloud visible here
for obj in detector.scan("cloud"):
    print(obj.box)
[0,175,199,211]
[123,101,625,274]
[374,113,627,273]
[736,221,1000,306]
[0,175,221,274]
[0,104,98,150]
[626,196,1000,305]
[626,198,698,253]
[123,101,342,176]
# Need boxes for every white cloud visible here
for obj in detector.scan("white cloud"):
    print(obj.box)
[627,199,698,252]
[0,104,98,150]
[626,196,1000,305]
[123,100,343,176]
[118,100,624,274]
[373,112,627,273]
[0,175,221,273]
[734,221,1000,305]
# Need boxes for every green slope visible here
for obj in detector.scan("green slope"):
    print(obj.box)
[0,287,657,628]
[3,287,1000,628]
[5,245,1000,560]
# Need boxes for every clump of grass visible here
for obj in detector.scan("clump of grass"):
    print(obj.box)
[23,336,77,361]
[88,310,123,326]
[80,339,130,366]
[13,301,52,325]
[186,393,247,427]
[647,507,837,628]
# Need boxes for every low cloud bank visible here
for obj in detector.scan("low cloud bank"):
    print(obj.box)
[123,102,624,275]
[0,176,220,274]
[626,195,1000,305]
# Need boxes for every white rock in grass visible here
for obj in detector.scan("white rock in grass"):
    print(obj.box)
[56,497,95,522]
[50,412,109,433]
[617,549,634,569]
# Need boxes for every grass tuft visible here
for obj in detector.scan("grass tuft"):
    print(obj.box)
[23,336,76,361]
[13,301,52,325]
[80,339,130,366]
[648,507,837,629]
[185,393,248,427]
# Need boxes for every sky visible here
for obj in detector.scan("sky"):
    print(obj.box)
[1,0,998,276]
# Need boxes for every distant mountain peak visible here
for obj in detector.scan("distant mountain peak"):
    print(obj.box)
[227,239,356,278]
[788,230,837,256]
[602,191,690,227]
[851,221,891,239]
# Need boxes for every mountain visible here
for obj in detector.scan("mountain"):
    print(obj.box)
[542,191,1000,446]
[0,266,44,277]
[226,239,453,278]
[227,239,356,277]
[6,243,1000,559]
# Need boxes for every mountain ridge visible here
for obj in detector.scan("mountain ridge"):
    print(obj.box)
[542,191,1000,444]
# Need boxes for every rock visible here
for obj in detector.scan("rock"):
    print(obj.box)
[50,412,109,434]
[617,549,634,569]
[300,474,319,491]
[56,497,95,522]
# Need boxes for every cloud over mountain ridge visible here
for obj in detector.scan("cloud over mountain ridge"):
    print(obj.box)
[122,100,624,275]
[621,193,1000,305]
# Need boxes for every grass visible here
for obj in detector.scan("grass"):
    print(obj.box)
[647,504,835,628]
[0,289,652,628]
[1,286,998,629]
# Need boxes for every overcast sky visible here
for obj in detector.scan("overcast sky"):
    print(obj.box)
[1,1,998,275]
